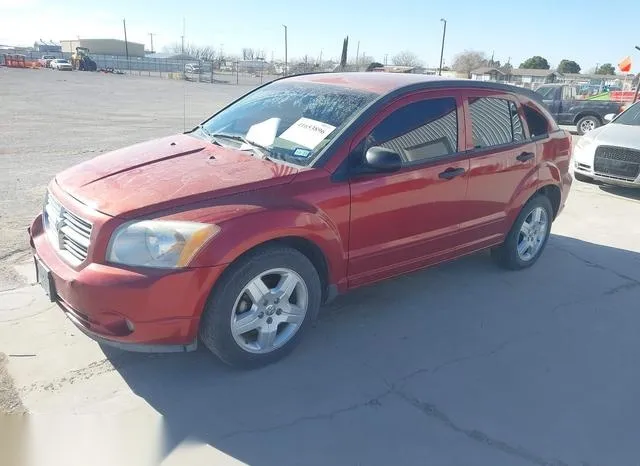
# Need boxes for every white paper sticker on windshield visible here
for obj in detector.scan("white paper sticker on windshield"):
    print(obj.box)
[245,117,280,147]
[279,118,336,149]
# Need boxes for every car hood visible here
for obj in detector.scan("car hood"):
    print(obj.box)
[56,133,299,218]
[587,124,640,150]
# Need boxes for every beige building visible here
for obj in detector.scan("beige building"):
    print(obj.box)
[60,39,145,57]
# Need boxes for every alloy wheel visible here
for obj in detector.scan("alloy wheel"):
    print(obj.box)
[230,268,309,354]
[516,206,549,262]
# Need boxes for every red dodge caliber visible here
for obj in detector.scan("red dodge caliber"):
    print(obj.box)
[30,73,572,367]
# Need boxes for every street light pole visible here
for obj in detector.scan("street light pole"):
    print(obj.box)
[123,18,130,73]
[634,46,640,103]
[438,18,447,76]
[283,25,288,76]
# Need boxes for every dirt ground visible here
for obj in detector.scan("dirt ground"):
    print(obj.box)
[0,67,251,291]
[3,68,640,465]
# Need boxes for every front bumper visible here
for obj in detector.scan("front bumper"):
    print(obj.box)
[574,154,640,188]
[30,213,225,351]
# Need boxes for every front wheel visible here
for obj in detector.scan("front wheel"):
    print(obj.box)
[576,116,600,135]
[199,246,321,368]
[491,195,553,270]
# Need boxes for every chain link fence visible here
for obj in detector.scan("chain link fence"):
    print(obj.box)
[14,51,288,86]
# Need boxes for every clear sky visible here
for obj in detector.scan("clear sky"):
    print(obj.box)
[1,0,639,71]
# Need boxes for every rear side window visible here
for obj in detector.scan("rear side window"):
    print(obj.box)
[469,97,523,148]
[369,97,458,163]
[523,105,549,138]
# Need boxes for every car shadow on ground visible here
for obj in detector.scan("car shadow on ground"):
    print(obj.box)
[104,234,640,466]
[598,184,640,201]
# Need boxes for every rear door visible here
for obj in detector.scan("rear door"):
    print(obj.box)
[457,90,538,246]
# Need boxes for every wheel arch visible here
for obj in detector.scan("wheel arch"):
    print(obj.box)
[192,209,347,303]
[573,112,602,126]
[536,183,561,219]
[227,236,334,303]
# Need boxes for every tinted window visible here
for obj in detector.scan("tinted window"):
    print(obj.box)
[523,105,549,137]
[562,85,578,100]
[469,97,521,148]
[368,98,458,163]
[535,86,557,99]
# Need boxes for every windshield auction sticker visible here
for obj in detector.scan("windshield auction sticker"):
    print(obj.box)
[279,118,336,150]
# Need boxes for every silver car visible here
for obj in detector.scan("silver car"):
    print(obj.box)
[573,100,640,187]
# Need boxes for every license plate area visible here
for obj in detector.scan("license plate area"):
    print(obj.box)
[34,256,56,302]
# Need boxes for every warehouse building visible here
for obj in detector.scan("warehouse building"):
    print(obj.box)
[60,39,145,57]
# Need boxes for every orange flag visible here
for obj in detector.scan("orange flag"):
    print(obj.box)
[619,56,632,72]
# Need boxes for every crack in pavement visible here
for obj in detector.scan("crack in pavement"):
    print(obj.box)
[393,389,570,466]
[20,359,117,395]
[218,390,393,441]
[219,335,572,466]
[19,353,165,395]
[554,246,640,287]
[392,333,539,389]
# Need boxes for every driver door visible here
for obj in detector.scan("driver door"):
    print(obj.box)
[347,90,470,288]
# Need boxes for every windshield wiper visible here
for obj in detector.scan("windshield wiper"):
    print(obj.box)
[210,133,273,160]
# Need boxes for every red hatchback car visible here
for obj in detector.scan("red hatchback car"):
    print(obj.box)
[30,73,572,367]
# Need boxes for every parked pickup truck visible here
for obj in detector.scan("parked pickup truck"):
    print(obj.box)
[535,83,625,134]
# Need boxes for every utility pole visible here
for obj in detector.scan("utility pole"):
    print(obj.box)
[148,33,154,53]
[384,54,388,66]
[282,24,288,76]
[318,49,323,67]
[438,18,447,76]
[123,18,130,73]
[181,17,185,55]
[355,40,360,67]
[633,46,640,103]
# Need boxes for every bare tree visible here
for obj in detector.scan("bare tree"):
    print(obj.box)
[242,48,255,60]
[392,51,421,67]
[452,50,488,77]
[163,42,217,61]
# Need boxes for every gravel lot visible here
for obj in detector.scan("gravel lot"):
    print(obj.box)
[2,68,640,465]
[0,67,251,291]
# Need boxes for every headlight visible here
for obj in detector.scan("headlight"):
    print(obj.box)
[107,220,220,268]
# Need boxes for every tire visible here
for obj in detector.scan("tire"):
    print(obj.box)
[491,195,553,270]
[199,246,322,368]
[573,172,593,183]
[576,115,600,135]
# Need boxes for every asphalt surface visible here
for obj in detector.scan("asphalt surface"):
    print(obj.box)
[2,68,640,466]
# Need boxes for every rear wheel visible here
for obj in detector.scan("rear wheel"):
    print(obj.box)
[491,195,553,270]
[576,115,600,135]
[199,246,321,368]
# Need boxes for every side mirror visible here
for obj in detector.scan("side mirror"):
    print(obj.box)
[365,146,402,173]
[604,113,616,123]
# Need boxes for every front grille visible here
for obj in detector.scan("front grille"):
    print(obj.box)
[594,146,640,181]
[43,193,92,264]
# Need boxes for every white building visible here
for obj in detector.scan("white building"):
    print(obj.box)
[60,39,145,57]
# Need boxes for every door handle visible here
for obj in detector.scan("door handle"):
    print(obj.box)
[516,151,535,162]
[438,167,466,180]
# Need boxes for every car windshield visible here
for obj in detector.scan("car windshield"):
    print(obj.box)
[613,102,640,126]
[200,81,379,166]
[535,86,557,99]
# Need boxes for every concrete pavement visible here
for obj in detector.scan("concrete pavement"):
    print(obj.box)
[2,179,640,465]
